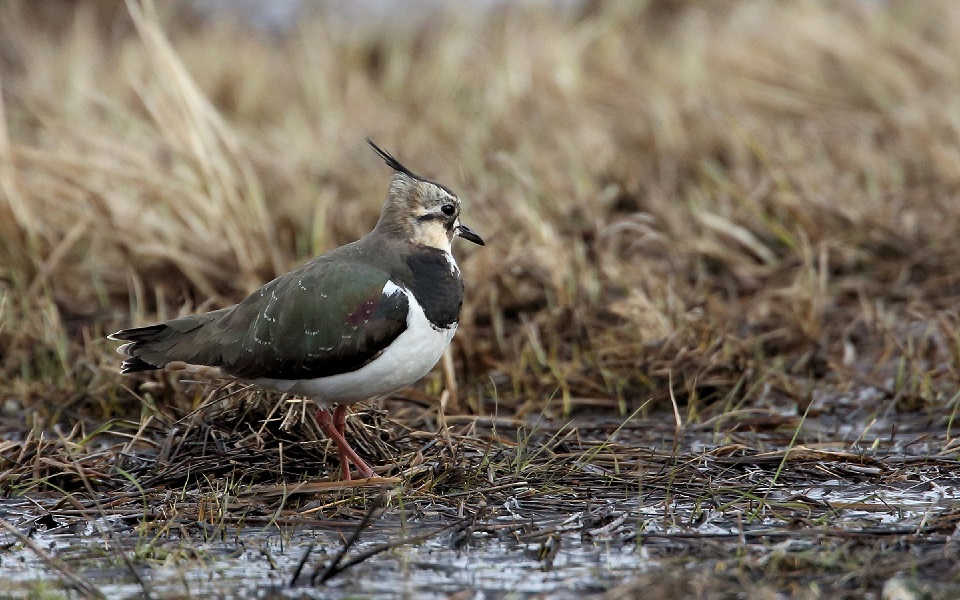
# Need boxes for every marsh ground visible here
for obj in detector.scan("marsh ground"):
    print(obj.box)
[2,1,960,598]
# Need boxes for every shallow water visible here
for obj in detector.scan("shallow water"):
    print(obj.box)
[2,386,959,598]
[0,506,646,599]
[2,472,958,599]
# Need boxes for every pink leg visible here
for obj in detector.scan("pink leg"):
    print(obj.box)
[333,404,348,437]
[332,406,351,480]
[316,407,376,480]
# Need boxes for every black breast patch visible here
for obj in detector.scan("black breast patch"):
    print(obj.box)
[405,249,464,329]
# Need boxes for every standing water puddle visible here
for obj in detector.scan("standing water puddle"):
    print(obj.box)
[2,386,960,597]
[0,504,646,598]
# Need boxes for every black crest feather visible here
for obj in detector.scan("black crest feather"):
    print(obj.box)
[367,138,418,178]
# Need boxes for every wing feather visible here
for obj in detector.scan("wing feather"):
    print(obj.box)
[111,260,410,381]
[212,262,409,380]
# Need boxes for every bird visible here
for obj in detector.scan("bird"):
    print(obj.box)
[109,139,484,480]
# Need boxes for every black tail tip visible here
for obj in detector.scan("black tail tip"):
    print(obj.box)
[108,323,167,343]
[120,357,160,374]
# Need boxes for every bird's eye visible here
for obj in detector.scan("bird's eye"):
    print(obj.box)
[441,204,456,216]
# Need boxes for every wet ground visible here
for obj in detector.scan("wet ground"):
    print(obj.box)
[0,506,640,598]
[2,386,960,598]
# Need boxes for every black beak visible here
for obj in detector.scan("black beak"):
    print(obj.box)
[456,224,485,246]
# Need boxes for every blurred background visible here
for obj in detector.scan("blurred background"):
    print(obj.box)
[2,0,959,425]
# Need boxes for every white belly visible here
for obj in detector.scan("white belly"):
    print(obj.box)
[252,285,456,404]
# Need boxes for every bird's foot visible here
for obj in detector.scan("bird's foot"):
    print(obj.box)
[316,407,376,480]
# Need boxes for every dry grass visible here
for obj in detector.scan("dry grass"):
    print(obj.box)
[3,0,960,415]
[2,0,960,597]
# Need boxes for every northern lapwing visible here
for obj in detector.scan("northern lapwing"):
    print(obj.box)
[110,140,484,479]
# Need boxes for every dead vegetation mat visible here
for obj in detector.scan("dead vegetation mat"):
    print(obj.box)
[0,385,959,596]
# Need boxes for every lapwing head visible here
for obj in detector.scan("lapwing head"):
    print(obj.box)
[368,139,485,251]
